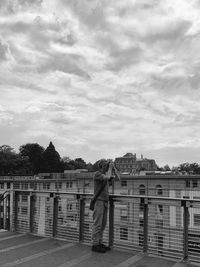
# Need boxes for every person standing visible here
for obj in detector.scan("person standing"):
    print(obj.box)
[91,159,119,253]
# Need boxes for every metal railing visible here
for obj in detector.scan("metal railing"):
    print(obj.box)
[9,189,200,264]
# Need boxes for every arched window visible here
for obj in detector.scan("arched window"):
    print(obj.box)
[156,185,163,195]
[139,184,146,195]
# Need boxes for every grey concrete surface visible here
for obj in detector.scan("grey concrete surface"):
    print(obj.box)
[0,231,198,267]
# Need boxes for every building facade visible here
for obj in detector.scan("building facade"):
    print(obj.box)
[114,153,157,174]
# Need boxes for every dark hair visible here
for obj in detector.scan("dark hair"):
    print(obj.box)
[98,159,109,170]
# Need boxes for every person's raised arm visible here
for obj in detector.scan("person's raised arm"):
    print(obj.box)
[110,162,121,180]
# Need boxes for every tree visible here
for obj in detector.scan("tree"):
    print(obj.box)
[179,162,200,174]
[19,143,45,174]
[73,158,87,169]
[0,145,32,175]
[92,160,101,171]
[43,141,61,172]
[0,145,15,154]
[163,165,171,171]
[87,162,94,172]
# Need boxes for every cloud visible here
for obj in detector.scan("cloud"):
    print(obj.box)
[1,0,200,166]
[38,52,90,78]
[0,38,10,61]
[60,0,107,29]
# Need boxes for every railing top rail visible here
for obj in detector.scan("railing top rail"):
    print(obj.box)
[12,189,200,203]
[1,173,200,181]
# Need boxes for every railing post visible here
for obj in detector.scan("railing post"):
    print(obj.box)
[53,195,59,237]
[79,195,85,242]
[14,191,18,231]
[9,186,14,231]
[6,194,10,230]
[143,197,149,253]
[109,196,114,247]
[29,194,35,233]
[3,194,6,229]
[182,200,189,261]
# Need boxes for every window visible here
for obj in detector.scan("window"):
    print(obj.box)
[66,181,73,188]
[120,209,128,221]
[30,182,34,189]
[192,180,198,188]
[48,219,52,227]
[158,205,163,214]
[194,214,200,226]
[0,183,4,189]
[46,207,50,214]
[15,183,20,189]
[186,180,190,188]
[120,227,128,240]
[156,219,163,228]
[84,181,90,187]
[139,218,144,227]
[140,203,144,212]
[21,183,28,190]
[121,180,127,187]
[139,184,145,195]
[67,203,73,211]
[21,195,28,202]
[58,218,63,224]
[43,182,50,190]
[139,233,143,247]
[156,185,163,195]
[21,207,28,214]
[56,182,62,190]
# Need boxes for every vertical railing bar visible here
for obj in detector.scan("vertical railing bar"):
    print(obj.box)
[183,200,189,261]
[14,191,18,231]
[0,197,2,229]
[29,193,34,233]
[79,195,85,242]
[5,194,8,230]
[53,195,58,237]
[7,193,10,231]
[143,197,149,253]
[109,196,114,247]
[2,196,6,229]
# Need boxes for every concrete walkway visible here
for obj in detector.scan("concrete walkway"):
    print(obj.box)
[0,230,197,267]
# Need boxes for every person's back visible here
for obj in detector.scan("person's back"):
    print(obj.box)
[91,159,120,253]
[93,170,109,202]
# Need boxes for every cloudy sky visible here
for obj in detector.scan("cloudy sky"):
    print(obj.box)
[1,0,200,167]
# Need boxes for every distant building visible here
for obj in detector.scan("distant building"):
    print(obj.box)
[114,152,157,174]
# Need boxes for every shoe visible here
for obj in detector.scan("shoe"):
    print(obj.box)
[100,243,111,251]
[92,245,106,253]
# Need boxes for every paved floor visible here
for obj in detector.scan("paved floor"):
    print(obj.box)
[0,230,198,267]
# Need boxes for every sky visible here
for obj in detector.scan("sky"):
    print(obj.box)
[1,0,200,167]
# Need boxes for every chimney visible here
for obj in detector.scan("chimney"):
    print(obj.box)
[141,154,143,159]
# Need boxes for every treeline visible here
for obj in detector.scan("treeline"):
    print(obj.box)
[0,142,98,175]
[1,142,200,175]
[158,163,200,175]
